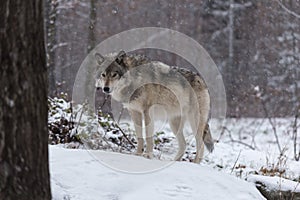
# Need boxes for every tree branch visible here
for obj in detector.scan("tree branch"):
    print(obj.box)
[276,0,300,19]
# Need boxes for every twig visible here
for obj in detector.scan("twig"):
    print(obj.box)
[74,102,85,136]
[68,101,83,144]
[231,150,242,174]
[99,94,109,110]
[292,180,300,194]
[101,133,116,152]
[261,98,282,154]
[69,101,74,130]
[113,122,136,149]
[98,94,135,150]
[293,113,299,161]
[276,0,300,19]
[223,126,255,150]
[105,132,131,152]
[117,107,124,124]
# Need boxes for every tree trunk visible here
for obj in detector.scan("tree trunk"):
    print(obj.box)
[88,0,96,53]
[45,0,58,97]
[0,0,51,199]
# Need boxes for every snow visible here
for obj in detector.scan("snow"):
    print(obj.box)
[204,118,300,180]
[49,99,300,199]
[248,175,300,193]
[50,146,265,200]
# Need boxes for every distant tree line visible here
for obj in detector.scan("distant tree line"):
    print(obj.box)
[46,0,300,117]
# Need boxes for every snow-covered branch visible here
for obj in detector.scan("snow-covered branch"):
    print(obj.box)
[276,0,300,19]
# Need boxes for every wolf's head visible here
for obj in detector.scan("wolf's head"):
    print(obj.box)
[95,51,127,94]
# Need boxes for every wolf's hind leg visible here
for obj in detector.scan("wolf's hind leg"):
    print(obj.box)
[188,113,205,163]
[128,109,144,155]
[143,109,154,159]
[194,122,205,163]
[170,116,186,161]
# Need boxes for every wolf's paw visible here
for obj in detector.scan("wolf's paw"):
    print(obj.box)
[143,152,153,159]
[135,152,143,156]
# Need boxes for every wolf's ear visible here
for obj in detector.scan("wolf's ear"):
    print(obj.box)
[95,53,105,65]
[116,50,126,63]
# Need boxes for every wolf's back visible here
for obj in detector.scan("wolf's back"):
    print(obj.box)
[171,66,208,91]
[119,54,214,152]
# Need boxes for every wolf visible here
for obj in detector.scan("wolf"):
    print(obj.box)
[95,51,214,163]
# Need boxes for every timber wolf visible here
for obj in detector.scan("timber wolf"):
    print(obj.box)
[95,51,214,163]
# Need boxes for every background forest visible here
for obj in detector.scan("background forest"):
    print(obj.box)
[46,0,300,118]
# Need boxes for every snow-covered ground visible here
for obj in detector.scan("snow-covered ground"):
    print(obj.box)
[50,146,265,200]
[49,98,300,199]
[248,175,300,193]
[205,118,300,181]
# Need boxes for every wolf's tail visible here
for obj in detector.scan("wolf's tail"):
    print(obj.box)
[203,123,214,152]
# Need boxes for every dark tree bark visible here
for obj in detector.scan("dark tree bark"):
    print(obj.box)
[0,0,51,199]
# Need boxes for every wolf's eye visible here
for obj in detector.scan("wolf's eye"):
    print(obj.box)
[112,73,117,78]
[101,73,106,78]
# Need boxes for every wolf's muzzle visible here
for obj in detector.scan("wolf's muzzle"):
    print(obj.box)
[103,87,111,93]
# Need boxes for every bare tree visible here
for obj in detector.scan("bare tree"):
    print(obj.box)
[88,0,97,53]
[293,112,299,161]
[0,0,51,199]
[45,0,59,96]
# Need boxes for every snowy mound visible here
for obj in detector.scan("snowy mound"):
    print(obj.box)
[50,146,265,200]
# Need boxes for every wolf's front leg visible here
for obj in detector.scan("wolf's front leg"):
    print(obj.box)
[144,109,154,159]
[128,109,144,155]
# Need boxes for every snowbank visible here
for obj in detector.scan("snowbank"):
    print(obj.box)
[248,175,300,192]
[247,175,300,199]
[50,146,265,200]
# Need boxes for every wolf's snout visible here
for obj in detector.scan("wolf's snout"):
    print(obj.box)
[103,87,111,93]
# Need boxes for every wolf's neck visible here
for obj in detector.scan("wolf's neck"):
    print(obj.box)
[112,82,134,103]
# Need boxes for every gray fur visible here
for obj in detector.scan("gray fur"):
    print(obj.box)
[95,51,214,163]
